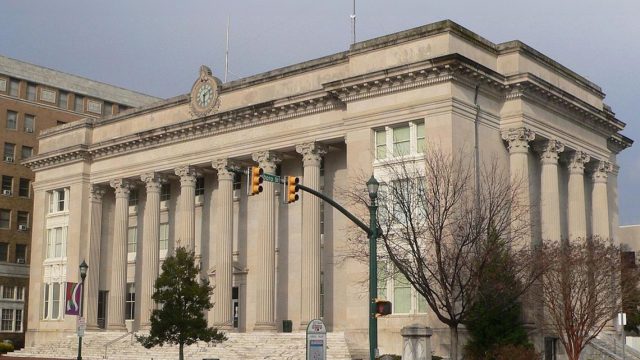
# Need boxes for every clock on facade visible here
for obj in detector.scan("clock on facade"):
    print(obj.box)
[189,65,221,117]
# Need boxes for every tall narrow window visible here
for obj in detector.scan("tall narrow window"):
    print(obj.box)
[74,95,84,112]
[43,284,50,319]
[4,143,15,161]
[1,309,13,331]
[18,178,29,197]
[1,176,12,194]
[17,211,29,229]
[21,146,33,160]
[159,223,169,251]
[51,283,61,319]
[6,111,17,130]
[0,210,9,229]
[16,287,23,300]
[125,283,135,320]
[9,79,19,97]
[375,129,387,160]
[3,286,14,299]
[103,102,112,116]
[24,114,35,132]
[49,189,67,213]
[195,177,205,196]
[15,245,26,264]
[14,310,22,332]
[127,227,137,253]
[58,91,68,109]
[393,125,411,156]
[416,122,425,153]
[26,83,36,101]
[160,184,171,201]
[233,173,242,190]
[393,272,411,314]
[128,189,138,206]
[46,227,66,258]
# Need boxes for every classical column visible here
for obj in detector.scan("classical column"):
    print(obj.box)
[535,140,564,242]
[251,150,282,331]
[501,127,535,247]
[86,185,105,330]
[108,179,133,330]
[212,159,237,329]
[295,142,326,327]
[175,165,200,251]
[567,151,590,240]
[139,173,164,328]
[591,161,612,239]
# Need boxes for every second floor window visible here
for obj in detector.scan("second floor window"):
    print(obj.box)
[46,226,66,259]
[374,120,425,160]
[128,189,138,206]
[6,111,17,130]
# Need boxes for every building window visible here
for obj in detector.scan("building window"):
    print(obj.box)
[103,102,112,116]
[74,95,84,112]
[43,282,62,320]
[24,114,35,133]
[17,211,28,229]
[128,189,138,206]
[160,184,171,201]
[195,177,205,196]
[378,264,428,315]
[159,223,169,251]
[393,272,411,313]
[3,286,14,299]
[9,79,19,97]
[127,227,137,253]
[49,189,68,213]
[233,173,242,190]
[26,83,36,101]
[125,283,135,320]
[4,143,15,162]
[14,309,22,332]
[15,245,26,264]
[1,309,13,331]
[6,111,17,130]
[16,287,23,300]
[46,227,66,259]
[0,210,9,229]
[374,120,425,160]
[0,243,7,261]
[58,91,68,109]
[18,178,29,197]
[21,146,33,160]
[1,176,12,194]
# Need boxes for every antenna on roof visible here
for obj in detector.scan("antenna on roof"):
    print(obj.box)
[224,16,230,83]
[350,0,356,45]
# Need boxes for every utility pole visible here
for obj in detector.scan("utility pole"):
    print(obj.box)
[224,16,230,83]
[350,0,356,44]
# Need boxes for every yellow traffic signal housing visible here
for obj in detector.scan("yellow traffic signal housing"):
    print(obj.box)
[247,166,264,195]
[284,176,300,203]
[375,299,392,318]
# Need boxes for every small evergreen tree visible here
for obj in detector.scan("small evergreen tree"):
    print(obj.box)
[463,232,532,360]
[137,247,226,360]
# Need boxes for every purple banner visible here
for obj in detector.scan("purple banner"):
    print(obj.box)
[65,282,82,316]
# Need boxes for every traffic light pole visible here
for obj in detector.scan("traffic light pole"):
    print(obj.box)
[296,183,379,360]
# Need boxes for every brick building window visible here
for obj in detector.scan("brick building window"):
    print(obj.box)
[8,79,19,97]
[1,309,13,331]
[0,242,8,261]
[17,211,28,230]
[3,286,14,299]
[3,143,15,162]
[16,287,23,300]
[14,310,22,332]
[0,210,9,229]
[21,146,33,160]
[58,91,68,109]
[15,245,26,264]
[18,178,29,197]
[24,114,34,133]
[26,83,36,101]
[1,176,12,194]
[103,102,112,116]
[6,111,17,130]
[74,95,84,112]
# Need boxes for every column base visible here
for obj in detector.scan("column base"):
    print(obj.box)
[107,323,127,331]
[253,322,277,332]
[212,322,234,331]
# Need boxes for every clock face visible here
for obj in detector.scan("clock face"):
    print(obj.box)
[197,83,213,107]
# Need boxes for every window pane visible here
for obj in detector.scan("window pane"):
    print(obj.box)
[57,189,65,211]
[1,176,12,192]
[74,95,84,112]
[128,189,138,206]
[375,130,387,159]
[2,309,13,331]
[160,184,171,201]
[128,227,137,253]
[0,211,9,229]
[43,284,50,319]
[52,283,60,319]
[15,309,22,332]
[126,283,135,320]
[417,291,428,313]
[26,83,36,101]
[18,178,29,197]
[394,272,411,313]
[6,111,17,129]
[17,211,28,228]
[16,286,23,300]
[4,143,15,158]
[24,114,34,131]
[416,122,425,153]
[15,245,26,263]
[21,146,33,159]
[159,223,169,250]
[195,177,205,196]
[9,80,19,97]
[393,126,410,156]
[58,92,68,109]
[3,286,14,299]
[103,102,112,116]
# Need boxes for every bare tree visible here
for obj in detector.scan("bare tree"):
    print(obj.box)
[347,147,539,360]
[541,238,628,360]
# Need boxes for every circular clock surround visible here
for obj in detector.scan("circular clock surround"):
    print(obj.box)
[189,65,221,117]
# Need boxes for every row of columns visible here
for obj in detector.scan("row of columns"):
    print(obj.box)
[502,127,613,243]
[84,142,327,332]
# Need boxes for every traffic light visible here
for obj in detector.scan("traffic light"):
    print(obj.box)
[375,299,392,318]
[284,176,300,203]
[247,166,264,195]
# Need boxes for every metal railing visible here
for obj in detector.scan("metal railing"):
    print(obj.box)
[103,331,134,359]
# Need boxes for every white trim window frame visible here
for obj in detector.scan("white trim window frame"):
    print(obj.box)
[374,120,425,162]
[377,262,429,315]
[48,188,69,214]
[42,282,64,320]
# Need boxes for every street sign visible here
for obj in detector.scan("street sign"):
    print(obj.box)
[306,319,326,360]
[76,316,86,337]
[262,173,281,184]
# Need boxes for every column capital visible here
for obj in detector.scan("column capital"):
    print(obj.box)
[89,184,106,201]
[141,172,166,192]
[501,127,535,154]
[212,158,240,179]
[295,142,327,167]
[567,151,591,174]
[535,139,565,164]
[252,150,282,173]
[109,179,135,197]
[591,160,613,183]
[175,165,201,186]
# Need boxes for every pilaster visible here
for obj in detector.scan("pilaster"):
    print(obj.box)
[591,160,613,239]
[567,151,590,240]
[535,140,564,242]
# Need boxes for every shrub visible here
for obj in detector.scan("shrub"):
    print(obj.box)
[491,344,541,360]
[0,342,15,353]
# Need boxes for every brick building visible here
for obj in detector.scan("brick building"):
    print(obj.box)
[0,55,159,346]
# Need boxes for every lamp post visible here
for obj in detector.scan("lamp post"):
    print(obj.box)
[77,260,88,360]
[367,175,379,360]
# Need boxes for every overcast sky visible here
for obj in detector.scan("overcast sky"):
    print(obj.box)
[1,0,638,224]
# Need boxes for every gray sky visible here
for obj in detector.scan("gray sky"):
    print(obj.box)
[1,0,638,224]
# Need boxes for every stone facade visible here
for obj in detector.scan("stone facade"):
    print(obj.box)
[0,55,159,346]
[23,20,631,357]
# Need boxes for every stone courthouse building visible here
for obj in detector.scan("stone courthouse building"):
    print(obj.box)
[22,20,631,357]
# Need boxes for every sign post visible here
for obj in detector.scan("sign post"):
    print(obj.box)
[76,316,86,337]
[306,319,327,360]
